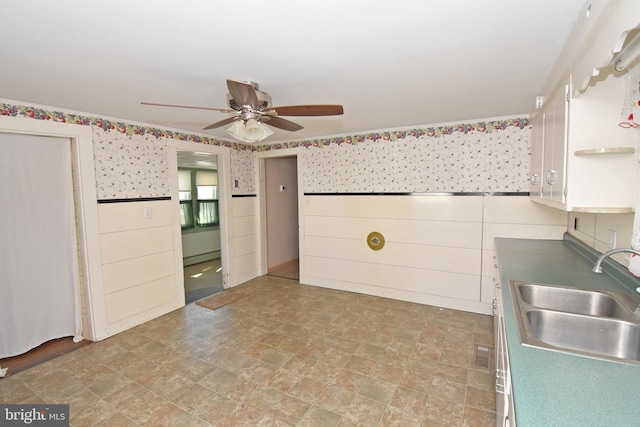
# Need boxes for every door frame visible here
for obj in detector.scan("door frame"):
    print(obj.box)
[167,140,233,289]
[255,147,304,279]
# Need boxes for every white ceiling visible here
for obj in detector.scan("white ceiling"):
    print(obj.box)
[1,0,587,143]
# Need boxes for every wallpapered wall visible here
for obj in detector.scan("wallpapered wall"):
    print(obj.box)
[300,122,530,193]
[2,101,530,197]
[92,128,256,199]
[93,130,169,199]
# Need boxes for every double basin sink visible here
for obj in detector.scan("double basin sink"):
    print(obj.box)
[510,280,640,365]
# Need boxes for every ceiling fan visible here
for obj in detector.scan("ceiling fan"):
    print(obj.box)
[142,79,344,143]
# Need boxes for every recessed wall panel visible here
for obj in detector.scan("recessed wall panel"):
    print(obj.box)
[102,251,175,294]
[104,276,175,324]
[100,226,173,264]
[98,200,172,233]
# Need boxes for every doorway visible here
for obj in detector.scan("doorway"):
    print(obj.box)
[264,156,300,281]
[0,132,84,358]
[177,151,225,303]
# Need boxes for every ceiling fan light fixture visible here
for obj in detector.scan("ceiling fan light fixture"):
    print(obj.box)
[226,118,273,143]
[226,120,245,140]
[244,118,273,142]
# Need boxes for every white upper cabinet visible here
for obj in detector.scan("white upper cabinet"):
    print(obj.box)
[530,0,640,212]
[529,107,544,199]
[541,83,569,206]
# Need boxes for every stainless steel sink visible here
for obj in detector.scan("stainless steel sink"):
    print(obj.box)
[526,309,640,361]
[517,283,634,319]
[509,280,640,365]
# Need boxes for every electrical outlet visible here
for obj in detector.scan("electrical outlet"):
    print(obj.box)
[608,229,617,250]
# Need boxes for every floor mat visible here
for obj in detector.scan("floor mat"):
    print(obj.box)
[185,286,222,304]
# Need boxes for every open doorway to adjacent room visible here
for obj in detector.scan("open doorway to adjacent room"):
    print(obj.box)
[177,151,225,303]
[263,156,300,281]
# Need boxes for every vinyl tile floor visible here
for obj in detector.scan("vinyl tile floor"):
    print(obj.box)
[268,259,300,282]
[0,276,496,426]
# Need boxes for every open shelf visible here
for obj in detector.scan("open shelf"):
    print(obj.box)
[574,147,635,156]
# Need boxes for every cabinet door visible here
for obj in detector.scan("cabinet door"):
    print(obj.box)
[542,84,569,205]
[529,112,544,198]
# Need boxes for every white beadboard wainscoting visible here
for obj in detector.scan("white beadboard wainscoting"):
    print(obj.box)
[231,195,261,286]
[301,194,567,314]
[91,195,260,339]
[98,199,183,336]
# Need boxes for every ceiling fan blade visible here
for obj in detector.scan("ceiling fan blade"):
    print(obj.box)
[269,104,344,116]
[203,116,238,130]
[141,101,232,112]
[227,79,259,109]
[263,116,304,131]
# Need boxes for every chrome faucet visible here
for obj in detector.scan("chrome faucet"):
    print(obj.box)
[592,248,640,273]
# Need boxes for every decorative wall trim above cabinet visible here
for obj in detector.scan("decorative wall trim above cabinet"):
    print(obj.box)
[571,1,640,96]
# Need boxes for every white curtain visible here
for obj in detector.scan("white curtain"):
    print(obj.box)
[0,133,83,358]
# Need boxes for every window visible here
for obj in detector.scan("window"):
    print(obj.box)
[178,168,219,229]
[179,200,194,229]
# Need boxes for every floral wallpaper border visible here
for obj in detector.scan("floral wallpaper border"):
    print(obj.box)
[257,117,530,151]
[0,102,253,152]
[1,101,529,152]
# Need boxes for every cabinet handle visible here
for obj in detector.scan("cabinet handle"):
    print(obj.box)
[546,169,558,185]
[530,173,539,185]
[496,375,505,394]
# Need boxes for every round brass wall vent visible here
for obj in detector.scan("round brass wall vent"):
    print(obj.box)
[367,231,385,251]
